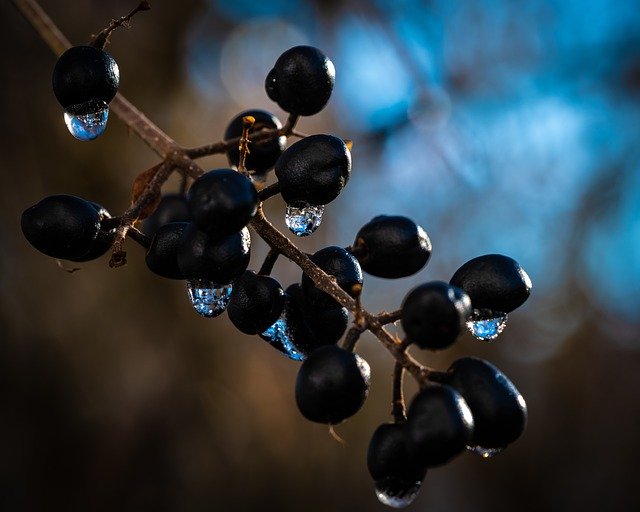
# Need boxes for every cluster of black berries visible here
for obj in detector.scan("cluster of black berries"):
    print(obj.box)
[21,37,532,509]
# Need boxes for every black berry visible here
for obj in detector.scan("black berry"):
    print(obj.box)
[301,246,363,308]
[265,46,335,116]
[143,194,190,237]
[52,46,119,111]
[227,271,285,335]
[367,422,427,505]
[446,357,527,449]
[224,109,286,174]
[177,224,251,284]
[352,215,432,279]
[21,194,101,260]
[187,169,258,239]
[401,281,472,350]
[275,134,351,206]
[295,345,370,424]
[406,384,474,467]
[68,202,116,262]
[145,222,189,279]
[450,254,532,313]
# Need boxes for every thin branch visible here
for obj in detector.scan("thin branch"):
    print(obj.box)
[377,309,402,325]
[258,248,280,276]
[91,1,151,49]
[391,361,407,423]
[257,182,281,202]
[342,326,363,352]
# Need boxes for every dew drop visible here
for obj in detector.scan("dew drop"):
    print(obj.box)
[63,101,109,141]
[186,279,232,318]
[467,445,504,458]
[285,203,324,237]
[261,309,305,361]
[467,309,507,341]
[374,479,422,508]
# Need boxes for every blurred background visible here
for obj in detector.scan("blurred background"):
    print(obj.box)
[2,0,640,510]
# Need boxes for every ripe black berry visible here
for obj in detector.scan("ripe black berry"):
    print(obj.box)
[352,215,432,279]
[401,281,472,350]
[21,194,101,260]
[285,283,348,353]
[275,134,351,207]
[367,422,427,507]
[295,345,370,424]
[301,246,363,308]
[187,169,258,239]
[224,109,286,174]
[227,271,285,335]
[52,46,119,112]
[145,222,188,279]
[265,46,335,116]
[177,224,251,284]
[66,202,116,262]
[446,357,527,449]
[450,254,532,313]
[406,384,474,467]
[143,194,190,236]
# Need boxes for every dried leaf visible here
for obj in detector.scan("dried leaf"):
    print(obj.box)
[131,163,162,220]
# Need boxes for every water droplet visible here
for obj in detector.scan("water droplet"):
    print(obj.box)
[374,478,422,508]
[467,445,504,458]
[63,101,109,141]
[467,309,507,341]
[186,279,232,318]
[261,309,305,361]
[285,203,324,237]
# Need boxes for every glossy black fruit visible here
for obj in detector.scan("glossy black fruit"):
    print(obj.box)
[21,194,101,260]
[265,45,335,116]
[224,109,286,174]
[187,169,258,239]
[352,215,432,279]
[446,357,527,449]
[275,134,351,206]
[52,46,119,111]
[143,194,190,236]
[285,284,348,353]
[301,246,363,308]
[177,224,251,284]
[406,384,474,467]
[145,222,189,279]
[401,281,472,350]
[227,271,285,334]
[367,422,427,505]
[450,254,532,313]
[295,345,370,424]
[68,202,116,262]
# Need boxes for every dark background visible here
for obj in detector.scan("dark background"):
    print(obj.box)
[2,0,640,510]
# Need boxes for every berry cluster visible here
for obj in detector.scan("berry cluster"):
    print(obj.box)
[20,5,532,508]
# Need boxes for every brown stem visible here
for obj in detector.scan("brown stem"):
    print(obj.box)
[342,326,363,352]
[377,309,402,325]
[257,182,281,202]
[91,1,151,49]
[258,248,280,276]
[391,361,407,422]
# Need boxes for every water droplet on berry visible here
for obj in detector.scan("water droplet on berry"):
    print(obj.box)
[467,445,504,458]
[374,479,422,508]
[261,309,305,361]
[467,309,507,341]
[285,203,324,237]
[63,102,109,141]
[186,279,232,318]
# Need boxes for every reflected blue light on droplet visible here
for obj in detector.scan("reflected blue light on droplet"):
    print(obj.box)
[335,17,415,132]
[285,203,324,237]
[261,312,304,361]
[63,104,108,141]
[186,280,232,318]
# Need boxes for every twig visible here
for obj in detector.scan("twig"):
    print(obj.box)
[91,1,151,49]
[377,309,402,325]
[391,360,407,422]
[258,248,280,276]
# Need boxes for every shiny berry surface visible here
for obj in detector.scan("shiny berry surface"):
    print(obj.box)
[353,215,432,279]
[295,345,370,424]
[52,46,119,110]
[450,254,532,313]
[275,134,351,206]
[21,194,101,260]
[187,169,257,239]
[265,45,335,116]
[401,281,472,350]
[145,222,189,280]
[143,194,190,237]
[227,271,285,335]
